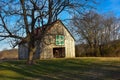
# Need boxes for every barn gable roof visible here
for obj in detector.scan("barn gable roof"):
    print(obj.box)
[47,20,75,40]
[19,20,75,45]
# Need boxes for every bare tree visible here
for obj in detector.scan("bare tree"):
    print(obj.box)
[101,13,120,44]
[0,0,95,64]
[71,11,120,56]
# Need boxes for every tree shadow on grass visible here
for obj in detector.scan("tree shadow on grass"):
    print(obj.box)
[0,61,58,80]
[0,59,120,80]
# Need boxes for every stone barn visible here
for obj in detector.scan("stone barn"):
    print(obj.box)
[18,20,75,59]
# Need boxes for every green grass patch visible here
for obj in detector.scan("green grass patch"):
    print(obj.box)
[0,57,120,80]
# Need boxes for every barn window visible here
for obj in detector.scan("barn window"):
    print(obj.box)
[56,35,64,45]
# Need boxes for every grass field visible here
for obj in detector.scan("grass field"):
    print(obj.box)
[0,57,120,80]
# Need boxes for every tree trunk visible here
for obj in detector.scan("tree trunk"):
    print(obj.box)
[27,47,36,64]
[27,40,36,65]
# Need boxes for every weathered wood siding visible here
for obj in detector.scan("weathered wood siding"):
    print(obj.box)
[18,43,28,59]
[40,21,75,59]
[64,29,75,58]
[18,42,40,59]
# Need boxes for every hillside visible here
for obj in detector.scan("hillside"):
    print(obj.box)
[0,49,18,60]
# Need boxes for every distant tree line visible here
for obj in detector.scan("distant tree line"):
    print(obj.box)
[71,11,120,57]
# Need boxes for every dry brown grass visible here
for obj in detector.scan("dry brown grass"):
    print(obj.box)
[0,49,18,60]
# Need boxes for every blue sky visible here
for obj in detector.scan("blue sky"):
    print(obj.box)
[1,0,120,51]
[97,0,120,17]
